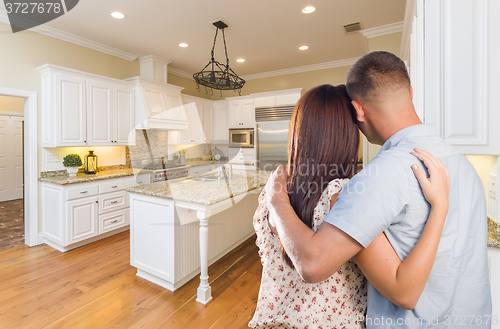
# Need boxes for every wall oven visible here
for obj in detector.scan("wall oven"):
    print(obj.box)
[229,128,254,148]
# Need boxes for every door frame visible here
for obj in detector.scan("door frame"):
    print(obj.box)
[0,87,38,247]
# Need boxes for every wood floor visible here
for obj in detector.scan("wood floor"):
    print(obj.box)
[0,231,263,329]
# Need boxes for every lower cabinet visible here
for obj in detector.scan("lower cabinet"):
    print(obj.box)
[42,176,132,252]
[187,164,214,177]
[67,196,99,245]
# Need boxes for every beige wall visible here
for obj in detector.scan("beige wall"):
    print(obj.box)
[0,95,25,113]
[0,22,140,232]
[364,32,403,163]
[212,65,351,101]
[167,73,212,100]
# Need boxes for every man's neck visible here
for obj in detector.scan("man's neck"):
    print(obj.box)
[379,111,423,144]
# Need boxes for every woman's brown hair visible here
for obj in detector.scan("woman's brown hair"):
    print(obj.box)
[282,84,359,268]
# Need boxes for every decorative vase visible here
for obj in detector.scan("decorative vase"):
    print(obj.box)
[66,167,79,177]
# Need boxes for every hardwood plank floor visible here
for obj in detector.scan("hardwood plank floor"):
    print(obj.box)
[0,231,263,329]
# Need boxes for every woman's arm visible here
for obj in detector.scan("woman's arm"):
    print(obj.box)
[353,148,450,310]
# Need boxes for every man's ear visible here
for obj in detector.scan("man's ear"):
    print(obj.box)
[351,100,365,122]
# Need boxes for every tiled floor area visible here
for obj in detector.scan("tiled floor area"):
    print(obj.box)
[0,199,24,251]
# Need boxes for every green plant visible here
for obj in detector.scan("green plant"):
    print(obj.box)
[63,154,82,167]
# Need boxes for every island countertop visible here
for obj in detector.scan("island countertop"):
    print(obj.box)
[126,169,270,206]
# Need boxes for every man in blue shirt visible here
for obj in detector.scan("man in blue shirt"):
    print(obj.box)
[265,51,492,328]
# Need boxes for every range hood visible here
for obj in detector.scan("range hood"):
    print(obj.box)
[126,56,188,130]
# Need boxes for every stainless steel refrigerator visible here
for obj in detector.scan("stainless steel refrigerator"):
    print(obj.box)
[256,106,295,171]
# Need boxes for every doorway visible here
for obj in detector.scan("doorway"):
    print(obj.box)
[0,97,25,251]
[0,87,37,248]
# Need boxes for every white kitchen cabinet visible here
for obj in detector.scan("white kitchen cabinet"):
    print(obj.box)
[252,89,302,108]
[213,101,229,142]
[41,176,132,252]
[67,196,98,245]
[188,164,213,177]
[87,79,113,146]
[228,97,254,128]
[203,104,213,142]
[488,247,500,318]
[228,147,256,165]
[37,64,136,147]
[114,86,135,145]
[402,0,500,155]
[54,72,87,146]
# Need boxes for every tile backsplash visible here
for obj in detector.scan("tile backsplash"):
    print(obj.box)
[128,129,170,161]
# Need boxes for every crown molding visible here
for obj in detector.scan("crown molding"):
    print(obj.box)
[168,67,193,79]
[0,9,138,61]
[241,57,361,81]
[360,21,404,39]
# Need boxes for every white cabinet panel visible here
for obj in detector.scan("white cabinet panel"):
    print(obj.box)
[213,102,229,142]
[67,196,98,244]
[66,184,99,201]
[87,80,113,146]
[241,100,255,126]
[99,208,129,234]
[99,190,127,214]
[188,164,213,177]
[114,86,135,145]
[203,104,213,142]
[253,96,275,108]
[164,94,187,122]
[275,93,300,106]
[228,102,241,128]
[55,73,87,146]
[143,87,167,117]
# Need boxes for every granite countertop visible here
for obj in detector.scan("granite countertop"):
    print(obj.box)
[488,217,500,248]
[126,169,270,206]
[39,168,137,185]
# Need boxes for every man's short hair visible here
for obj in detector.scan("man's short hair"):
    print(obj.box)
[346,51,411,102]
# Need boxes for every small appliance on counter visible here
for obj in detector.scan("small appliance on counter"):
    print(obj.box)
[84,150,98,174]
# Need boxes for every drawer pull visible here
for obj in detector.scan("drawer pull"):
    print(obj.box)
[111,201,118,204]
[137,181,142,184]
[80,191,88,194]
[111,185,118,188]
[111,220,118,224]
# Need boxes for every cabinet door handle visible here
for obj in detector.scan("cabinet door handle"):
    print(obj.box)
[111,219,118,224]
[137,181,142,184]
[111,185,118,188]
[80,191,88,194]
[84,140,86,143]
[111,200,118,204]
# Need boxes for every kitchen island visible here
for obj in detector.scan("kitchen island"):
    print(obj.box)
[126,169,269,304]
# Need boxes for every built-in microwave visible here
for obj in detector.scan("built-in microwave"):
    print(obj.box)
[229,128,254,148]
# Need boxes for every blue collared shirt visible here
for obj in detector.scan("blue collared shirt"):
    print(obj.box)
[324,124,492,328]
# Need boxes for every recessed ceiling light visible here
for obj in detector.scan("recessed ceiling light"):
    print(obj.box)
[111,12,125,19]
[302,6,316,14]
[236,58,245,63]
[179,43,189,48]
[299,45,309,50]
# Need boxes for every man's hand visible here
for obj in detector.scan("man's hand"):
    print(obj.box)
[265,165,289,228]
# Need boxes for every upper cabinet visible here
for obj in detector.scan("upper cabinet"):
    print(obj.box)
[228,97,254,128]
[402,0,499,155]
[213,101,229,142]
[37,64,135,148]
[168,95,210,145]
[252,89,302,108]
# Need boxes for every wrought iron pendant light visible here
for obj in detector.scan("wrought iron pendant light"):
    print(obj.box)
[193,21,245,95]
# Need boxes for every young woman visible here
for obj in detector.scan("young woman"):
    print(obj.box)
[249,84,450,329]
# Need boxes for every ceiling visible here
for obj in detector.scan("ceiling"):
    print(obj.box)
[29,0,405,76]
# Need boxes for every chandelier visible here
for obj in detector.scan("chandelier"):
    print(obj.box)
[193,20,245,95]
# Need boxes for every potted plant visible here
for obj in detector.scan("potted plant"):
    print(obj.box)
[63,154,82,176]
